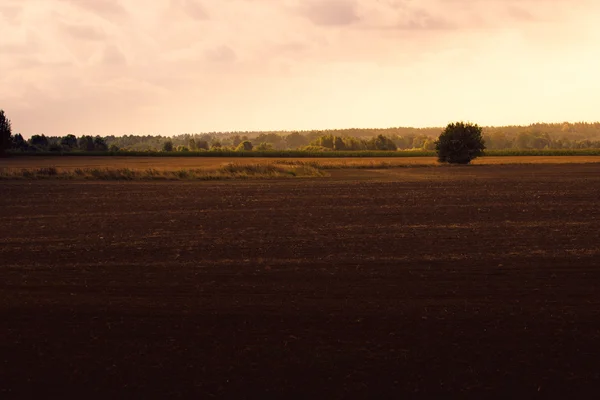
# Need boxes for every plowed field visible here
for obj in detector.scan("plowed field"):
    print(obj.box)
[1,163,600,397]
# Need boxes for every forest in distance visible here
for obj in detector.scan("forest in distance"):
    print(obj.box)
[8,121,600,153]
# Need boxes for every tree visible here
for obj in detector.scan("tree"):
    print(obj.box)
[369,134,397,151]
[196,140,209,150]
[60,134,78,150]
[311,134,334,149]
[94,136,108,151]
[435,122,485,164]
[254,142,273,151]
[30,134,49,150]
[11,133,28,151]
[231,135,242,147]
[78,135,95,151]
[285,132,308,149]
[333,136,346,151]
[0,109,12,156]
[236,141,253,151]
[188,139,197,150]
[162,140,174,152]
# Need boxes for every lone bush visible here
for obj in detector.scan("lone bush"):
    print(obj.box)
[435,122,485,164]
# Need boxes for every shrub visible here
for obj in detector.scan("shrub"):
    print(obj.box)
[37,167,58,176]
[435,122,485,164]
[11,134,28,151]
[60,134,78,150]
[196,140,209,150]
[254,142,273,151]
[162,140,174,152]
[78,135,95,151]
[94,136,108,151]
[31,134,50,150]
[236,141,253,151]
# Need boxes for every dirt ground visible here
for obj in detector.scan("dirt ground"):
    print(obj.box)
[1,155,600,171]
[1,163,600,397]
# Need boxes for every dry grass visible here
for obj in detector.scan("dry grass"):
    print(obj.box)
[1,156,599,181]
[1,156,600,173]
[0,163,326,181]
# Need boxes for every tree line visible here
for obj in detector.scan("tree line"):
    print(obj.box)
[2,108,600,155]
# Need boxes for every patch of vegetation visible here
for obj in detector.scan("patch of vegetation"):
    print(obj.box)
[0,109,12,157]
[436,122,486,164]
[0,163,327,181]
[273,160,426,170]
[484,149,600,156]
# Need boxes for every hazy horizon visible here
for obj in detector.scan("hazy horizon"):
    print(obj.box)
[2,0,599,137]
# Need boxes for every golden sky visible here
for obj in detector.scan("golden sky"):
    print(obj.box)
[1,0,599,136]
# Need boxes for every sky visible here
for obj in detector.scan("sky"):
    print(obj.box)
[1,0,599,137]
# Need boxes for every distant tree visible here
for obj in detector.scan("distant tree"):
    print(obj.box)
[93,136,108,151]
[393,135,414,150]
[211,140,222,149]
[176,145,189,152]
[311,134,335,149]
[231,135,242,147]
[484,132,511,150]
[162,140,174,152]
[343,137,367,151]
[254,142,273,151]
[435,122,485,164]
[369,135,397,151]
[333,136,346,151]
[285,132,308,149]
[188,139,197,150]
[0,109,12,156]
[422,139,436,151]
[196,140,209,150]
[78,135,95,151]
[236,141,253,151]
[11,133,28,151]
[60,134,78,150]
[109,144,120,152]
[30,134,49,150]
[48,142,62,152]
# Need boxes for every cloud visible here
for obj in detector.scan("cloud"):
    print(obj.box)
[1,0,599,136]
[171,0,209,20]
[57,0,128,19]
[101,44,127,65]
[300,0,360,26]
[204,45,237,63]
[60,23,106,41]
[0,4,22,24]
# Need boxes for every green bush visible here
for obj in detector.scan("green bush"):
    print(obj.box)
[435,122,485,164]
[235,141,253,151]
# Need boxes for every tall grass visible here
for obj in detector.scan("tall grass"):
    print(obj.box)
[484,149,600,156]
[273,160,423,169]
[0,163,326,181]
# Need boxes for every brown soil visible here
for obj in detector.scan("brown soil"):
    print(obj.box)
[1,155,600,172]
[1,164,600,398]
